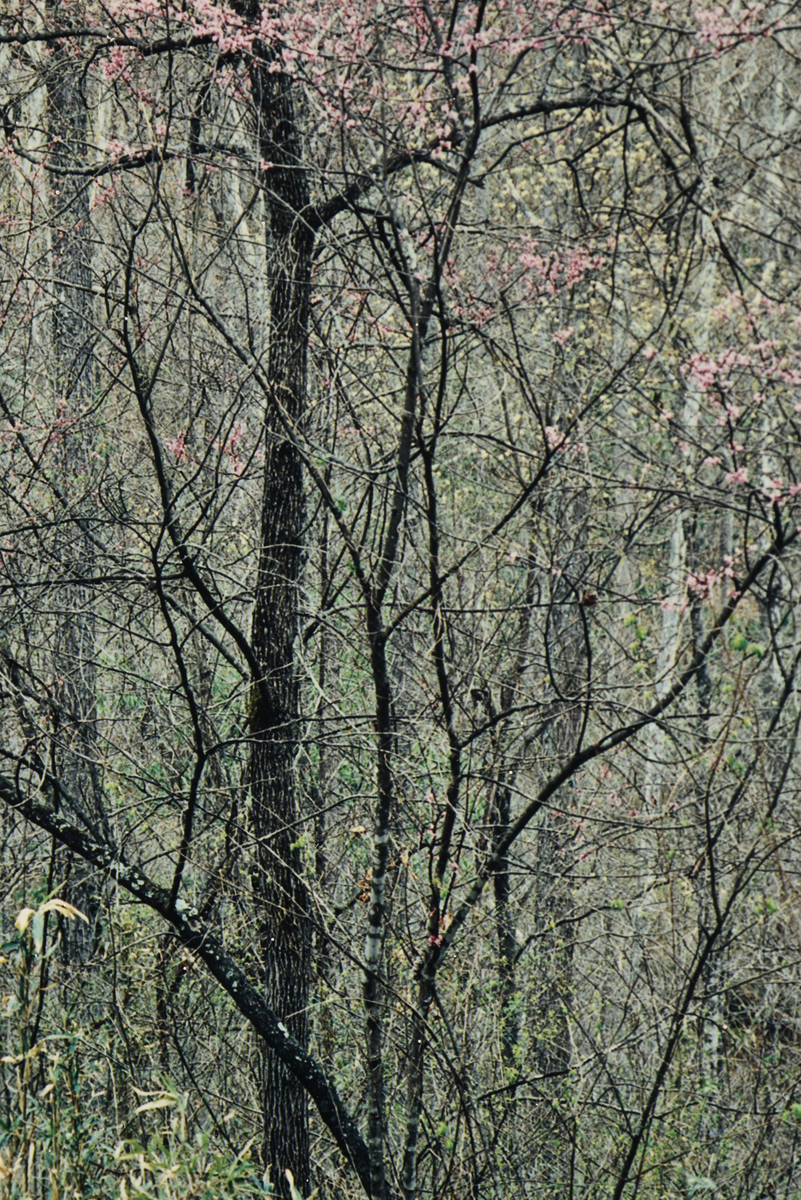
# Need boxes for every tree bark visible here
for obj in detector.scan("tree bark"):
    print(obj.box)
[46,1,104,967]
[246,33,314,1199]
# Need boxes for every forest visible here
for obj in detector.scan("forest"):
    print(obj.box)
[0,0,800,1196]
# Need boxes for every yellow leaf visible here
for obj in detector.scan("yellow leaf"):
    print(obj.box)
[14,908,35,932]
[135,1097,177,1114]
[39,899,89,923]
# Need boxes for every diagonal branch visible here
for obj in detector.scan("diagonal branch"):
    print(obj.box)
[0,766,373,1197]
[438,524,798,962]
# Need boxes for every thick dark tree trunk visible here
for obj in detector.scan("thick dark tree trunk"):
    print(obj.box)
[246,36,314,1200]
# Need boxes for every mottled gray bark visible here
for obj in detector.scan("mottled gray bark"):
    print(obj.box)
[47,3,104,966]
[533,474,589,1085]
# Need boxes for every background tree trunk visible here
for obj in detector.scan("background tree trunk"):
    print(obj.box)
[46,3,104,968]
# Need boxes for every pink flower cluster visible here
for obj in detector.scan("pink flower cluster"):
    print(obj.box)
[517,242,605,297]
[694,2,775,52]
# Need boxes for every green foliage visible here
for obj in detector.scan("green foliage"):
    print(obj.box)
[684,1170,718,1197]
[116,1100,266,1200]
[0,903,272,1200]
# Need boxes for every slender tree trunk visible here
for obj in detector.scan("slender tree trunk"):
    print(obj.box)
[532,470,589,1187]
[489,525,541,1076]
[47,4,104,966]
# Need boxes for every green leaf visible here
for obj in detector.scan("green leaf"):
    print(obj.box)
[32,910,45,954]
[685,1170,717,1196]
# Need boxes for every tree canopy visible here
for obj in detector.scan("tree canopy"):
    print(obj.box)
[0,0,801,1197]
